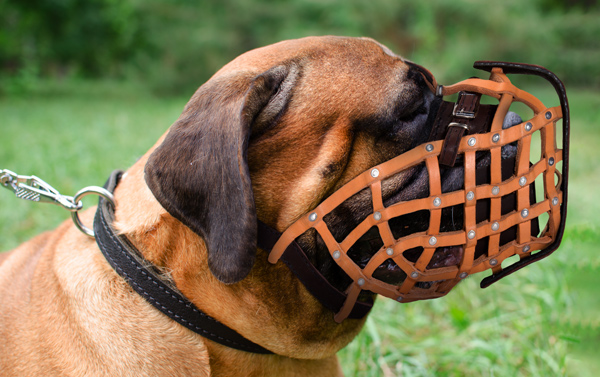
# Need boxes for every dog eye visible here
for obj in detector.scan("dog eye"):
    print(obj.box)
[395,95,426,123]
[351,90,430,155]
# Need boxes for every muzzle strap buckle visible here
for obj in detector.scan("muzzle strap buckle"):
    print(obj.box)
[439,91,485,167]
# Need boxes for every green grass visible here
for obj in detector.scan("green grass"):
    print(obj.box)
[0,80,188,246]
[1,79,599,376]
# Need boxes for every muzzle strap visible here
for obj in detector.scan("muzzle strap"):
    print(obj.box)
[439,91,480,166]
[436,91,498,167]
[257,220,373,319]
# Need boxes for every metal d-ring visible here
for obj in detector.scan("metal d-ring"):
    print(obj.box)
[71,186,115,238]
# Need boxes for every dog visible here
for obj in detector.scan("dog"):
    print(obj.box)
[0,36,481,376]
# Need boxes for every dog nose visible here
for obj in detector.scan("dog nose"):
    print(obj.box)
[503,111,523,129]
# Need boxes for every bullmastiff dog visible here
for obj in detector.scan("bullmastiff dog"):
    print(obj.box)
[0,36,482,376]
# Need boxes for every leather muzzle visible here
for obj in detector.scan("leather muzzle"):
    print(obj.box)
[268,61,570,322]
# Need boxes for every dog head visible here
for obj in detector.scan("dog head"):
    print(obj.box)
[144,36,464,289]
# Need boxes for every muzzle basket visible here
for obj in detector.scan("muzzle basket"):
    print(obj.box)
[269,61,569,322]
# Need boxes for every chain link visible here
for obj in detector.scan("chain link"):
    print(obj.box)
[1,168,114,238]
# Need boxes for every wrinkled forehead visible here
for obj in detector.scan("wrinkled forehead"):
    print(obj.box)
[245,37,415,118]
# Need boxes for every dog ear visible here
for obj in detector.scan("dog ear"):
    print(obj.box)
[145,64,298,284]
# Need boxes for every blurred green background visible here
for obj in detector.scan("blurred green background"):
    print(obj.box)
[1,0,599,376]
[2,0,600,96]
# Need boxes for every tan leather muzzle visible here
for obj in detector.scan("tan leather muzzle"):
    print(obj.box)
[268,61,569,322]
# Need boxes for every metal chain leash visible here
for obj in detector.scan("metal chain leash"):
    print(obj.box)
[0,169,114,238]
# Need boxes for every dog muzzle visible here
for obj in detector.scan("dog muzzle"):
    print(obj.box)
[267,61,570,322]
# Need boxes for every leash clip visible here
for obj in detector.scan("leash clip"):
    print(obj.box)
[1,169,82,211]
[1,168,116,238]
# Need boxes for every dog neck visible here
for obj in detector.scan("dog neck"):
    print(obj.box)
[109,153,365,365]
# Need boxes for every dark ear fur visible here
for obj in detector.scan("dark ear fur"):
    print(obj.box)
[145,64,297,284]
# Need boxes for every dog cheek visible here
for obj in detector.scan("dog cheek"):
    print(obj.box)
[267,122,353,230]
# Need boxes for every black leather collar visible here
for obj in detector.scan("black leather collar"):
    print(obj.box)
[93,170,272,354]
[93,169,373,355]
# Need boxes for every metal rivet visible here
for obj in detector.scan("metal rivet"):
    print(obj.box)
[410,271,419,279]
[492,222,500,231]
[468,137,477,147]
[371,168,380,178]
[525,122,533,132]
[433,197,442,207]
[492,133,500,143]
[309,212,317,222]
[466,191,475,201]
[519,176,527,187]
[429,236,437,246]
[467,230,476,240]
[373,211,382,221]
[521,208,529,218]
[357,278,365,286]
[426,144,434,152]
[459,272,468,279]
[549,157,555,166]
[552,197,559,206]
[386,247,394,256]
[332,250,341,259]
[492,186,500,195]
[490,258,498,266]
[523,245,531,253]
[396,296,403,302]
[545,111,552,120]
